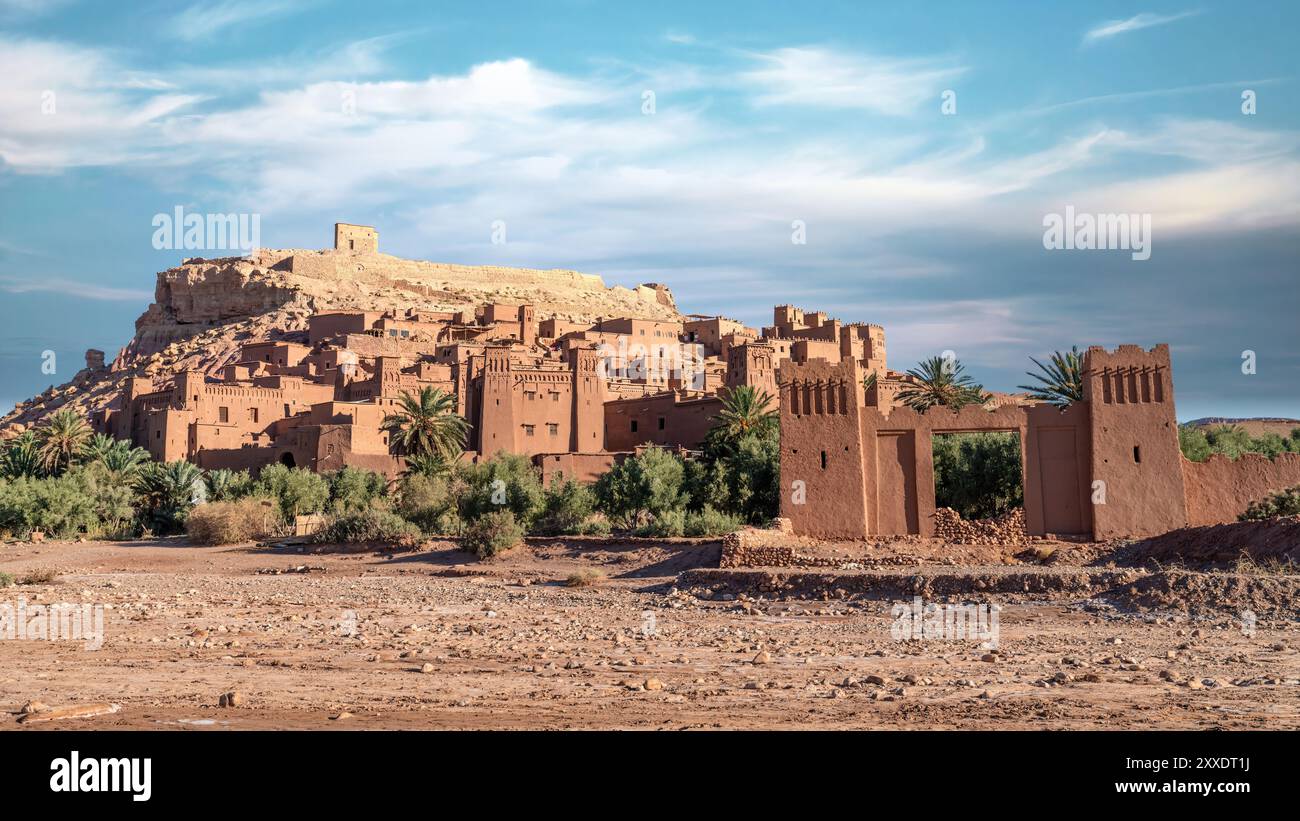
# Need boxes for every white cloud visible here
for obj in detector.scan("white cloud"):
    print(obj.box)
[739,46,965,115]
[167,0,310,42]
[1082,11,1201,45]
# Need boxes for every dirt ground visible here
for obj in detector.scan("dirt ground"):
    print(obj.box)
[1,536,1297,730]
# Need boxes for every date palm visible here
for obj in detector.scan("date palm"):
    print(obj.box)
[35,408,93,475]
[896,356,988,412]
[382,387,469,463]
[713,385,778,440]
[1018,346,1084,408]
[1,431,43,479]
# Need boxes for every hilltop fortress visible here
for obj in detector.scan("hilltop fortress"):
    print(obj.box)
[5,223,1297,540]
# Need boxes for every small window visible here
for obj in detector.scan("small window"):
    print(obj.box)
[630,420,638,432]
[218,406,229,423]
[548,423,558,435]
[1133,445,1141,464]
[523,424,535,436]
[820,450,827,469]
[284,404,291,417]
[249,408,259,423]
[658,417,665,430]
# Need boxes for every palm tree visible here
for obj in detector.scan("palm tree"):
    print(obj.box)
[1,431,43,479]
[99,441,152,476]
[403,452,451,478]
[711,385,779,442]
[1018,346,1084,408]
[35,408,93,474]
[134,460,206,532]
[382,387,469,463]
[896,356,988,412]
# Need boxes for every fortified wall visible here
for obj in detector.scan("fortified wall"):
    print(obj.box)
[779,345,1300,540]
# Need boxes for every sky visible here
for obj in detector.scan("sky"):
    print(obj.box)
[0,0,1297,421]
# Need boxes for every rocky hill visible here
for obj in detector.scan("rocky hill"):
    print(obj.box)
[0,248,682,436]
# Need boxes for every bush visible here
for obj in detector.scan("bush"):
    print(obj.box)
[204,468,255,502]
[634,508,686,537]
[1181,424,1300,462]
[1240,484,1300,521]
[254,464,329,522]
[565,568,606,587]
[0,473,99,540]
[684,506,744,536]
[594,447,688,530]
[457,452,545,528]
[327,467,388,515]
[932,432,1023,520]
[186,497,282,545]
[134,460,206,534]
[462,510,524,558]
[397,473,459,535]
[0,572,12,588]
[314,509,422,547]
[717,434,780,524]
[534,475,597,535]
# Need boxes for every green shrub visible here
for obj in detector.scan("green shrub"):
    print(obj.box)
[254,463,329,522]
[134,460,206,534]
[684,458,730,511]
[204,468,255,502]
[1,473,100,539]
[0,572,12,588]
[187,497,282,545]
[314,509,422,547]
[634,508,687,537]
[534,475,597,535]
[932,432,1023,520]
[575,517,612,536]
[457,452,545,528]
[462,509,524,558]
[1240,484,1300,521]
[397,473,459,535]
[327,467,388,515]
[594,447,688,530]
[684,506,744,536]
[1181,424,1300,462]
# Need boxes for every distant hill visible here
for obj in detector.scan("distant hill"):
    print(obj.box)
[1185,418,1300,437]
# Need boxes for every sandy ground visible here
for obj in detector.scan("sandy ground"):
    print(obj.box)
[1,537,1297,730]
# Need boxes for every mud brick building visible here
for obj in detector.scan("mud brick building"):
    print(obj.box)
[779,344,1300,540]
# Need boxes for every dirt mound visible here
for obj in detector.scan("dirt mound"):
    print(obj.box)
[1108,516,1300,569]
[1103,570,1300,618]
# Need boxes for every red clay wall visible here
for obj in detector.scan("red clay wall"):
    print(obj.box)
[1182,453,1300,526]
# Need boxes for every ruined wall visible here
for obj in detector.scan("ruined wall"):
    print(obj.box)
[334,223,378,253]
[1182,453,1300,526]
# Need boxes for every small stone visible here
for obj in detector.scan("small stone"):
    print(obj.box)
[420,663,435,674]
[752,650,771,665]
[331,711,353,721]
[218,691,244,708]
[643,677,664,691]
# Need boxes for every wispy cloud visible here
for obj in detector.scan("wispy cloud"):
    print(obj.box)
[1082,10,1201,45]
[167,0,311,42]
[738,46,965,115]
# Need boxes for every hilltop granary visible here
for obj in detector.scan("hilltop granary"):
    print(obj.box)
[79,224,1300,539]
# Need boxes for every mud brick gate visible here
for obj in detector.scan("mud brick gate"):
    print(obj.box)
[778,345,1300,540]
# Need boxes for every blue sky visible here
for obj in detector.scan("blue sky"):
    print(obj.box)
[1,0,1297,420]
